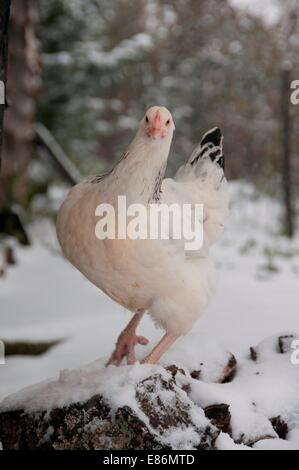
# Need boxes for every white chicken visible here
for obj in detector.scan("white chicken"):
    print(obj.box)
[57,106,229,365]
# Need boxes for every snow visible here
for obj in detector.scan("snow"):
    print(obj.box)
[215,433,251,450]
[0,182,299,449]
[160,335,234,383]
[83,33,153,69]
[229,0,282,25]
[0,361,160,413]
[1,328,298,449]
[0,361,212,450]
[189,336,299,445]
[43,52,73,66]
[253,438,299,450]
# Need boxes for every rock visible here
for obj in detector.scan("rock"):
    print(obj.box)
[270,416,289,440]
[165,364,186,379]
[165,365,191,393]
[190,353,237,384]
[190,370,201,380]
[249,346,257,362]
[250,332,298,362]
[204,404,231,434]
[0,332,298,450]
[5,246,16,265]
[0,248,6,277]
[0,372,219,450]
[217,353,237,384]
[0,396,160,450]
[278,335,295,354]
[161,334,238,384]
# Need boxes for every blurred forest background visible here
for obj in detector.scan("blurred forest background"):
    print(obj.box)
[0,0,298,265]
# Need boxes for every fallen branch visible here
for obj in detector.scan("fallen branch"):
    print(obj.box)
[3,339,62,357]
[34,123,81,186]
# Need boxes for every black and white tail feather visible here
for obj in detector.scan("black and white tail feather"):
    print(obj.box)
[167,126,229,249]
[189,127,224,170]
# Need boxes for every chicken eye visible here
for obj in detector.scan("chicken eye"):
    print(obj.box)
[145,116,149,123]
[166,119,170,125]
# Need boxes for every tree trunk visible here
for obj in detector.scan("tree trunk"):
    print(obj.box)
[0,0,41,211]
[281,67,295,238]
[0,0,11,167]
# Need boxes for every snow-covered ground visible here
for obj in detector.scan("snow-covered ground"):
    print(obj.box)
[0,182,298,422]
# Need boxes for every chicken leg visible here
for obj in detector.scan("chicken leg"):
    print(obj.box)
[106,309,148,366]
[141,333,178,364]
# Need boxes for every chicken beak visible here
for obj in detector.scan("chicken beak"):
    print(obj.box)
[147,110,163,139]
[153,110,161,129]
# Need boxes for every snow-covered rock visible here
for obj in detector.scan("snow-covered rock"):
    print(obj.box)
[0,332,298,450]
[0,364,219,450]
